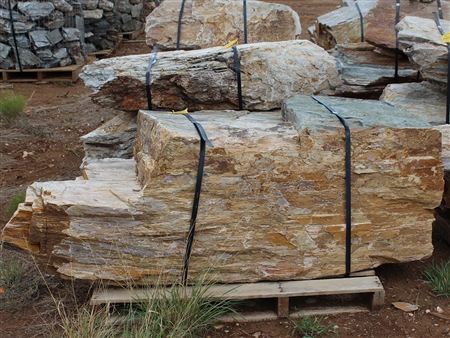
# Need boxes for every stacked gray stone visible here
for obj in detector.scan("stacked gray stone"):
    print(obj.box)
[0,0,157,69]
[0,0,85,69]
[84,0,156,54]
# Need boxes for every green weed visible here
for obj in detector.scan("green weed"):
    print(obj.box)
[423,260,450,297]
[0,252,40,312]
[52,273,239,337]
[289,314,339,338]
[0,90,26,123]
[3,190,25,220]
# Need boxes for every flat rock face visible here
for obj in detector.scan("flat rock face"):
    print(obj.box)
[397,16,449,89]
[328,42,418,98]
[145,0,301,50]
[380,82,447,125]
[309,0,378,50]
[80,40,341,111]
[365,0,450,50]
[81,111,137,161]
[2,97,442,284]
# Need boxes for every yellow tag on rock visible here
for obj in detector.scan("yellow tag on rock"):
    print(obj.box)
[172,108,189,114]
[223,39,238,48]
[442,32,450,44]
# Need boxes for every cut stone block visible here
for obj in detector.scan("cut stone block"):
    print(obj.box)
[2,96,442,285]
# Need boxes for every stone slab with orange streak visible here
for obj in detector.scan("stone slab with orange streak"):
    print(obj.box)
[2,96,442,284]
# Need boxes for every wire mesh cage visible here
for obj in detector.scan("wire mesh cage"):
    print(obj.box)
[0,0,86,69]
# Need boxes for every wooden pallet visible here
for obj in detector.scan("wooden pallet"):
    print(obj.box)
[90,272,385,322]
[0,64,83,83]
[120,26,145,40]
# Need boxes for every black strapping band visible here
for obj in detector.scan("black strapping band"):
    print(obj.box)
[145,44,158,110]
[312,96,352,277]
[354,0,364,42]
[434,12,450,124]
[181,113,213,286]
[176,0,187,50]
[243,0,248,44]
[232,45,243,110]
[394,0,400,83]
[437,0,443,20]
[8,0,22,72]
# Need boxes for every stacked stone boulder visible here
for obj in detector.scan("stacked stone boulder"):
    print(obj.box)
[310,0,449,99]
[1,0,448,285]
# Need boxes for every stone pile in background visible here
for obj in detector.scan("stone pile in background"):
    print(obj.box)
[310,0,448,100]
[84,0,155,53]
[0,0,157,69]
[365,0,450,51]
[0,0,85,69]
[397,16,449,91]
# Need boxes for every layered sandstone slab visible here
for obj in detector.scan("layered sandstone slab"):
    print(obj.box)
[365,0,450,50]
[397,16,449,89]
[309,0,378,50]
[2,96,442,284]
[380,82,447,126]
[145,0,301,50]
[80,40,341,111]
[328,42,418,98]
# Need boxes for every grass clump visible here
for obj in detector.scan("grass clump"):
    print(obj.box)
[121,282,238,337]
[54,275,238,338]
[0,90,27,123]
[423,260,450,297]
[289,314,339,338]
[3,190,25,220]
[0,252,40,312]
[56,305,118,338]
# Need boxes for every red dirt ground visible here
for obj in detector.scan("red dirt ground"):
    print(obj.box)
[1,1,449,337]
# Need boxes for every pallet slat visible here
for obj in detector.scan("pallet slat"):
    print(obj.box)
[0,64,83,83]
[91,274,385,321]
[92,276,383,304]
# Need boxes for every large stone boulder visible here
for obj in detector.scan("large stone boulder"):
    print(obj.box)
[80,40,341,111]
[2,96,442,285]
[309,0,378,51]
[145,0,301,50]
[397,16,449,90]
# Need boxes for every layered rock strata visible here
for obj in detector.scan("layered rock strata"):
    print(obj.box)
[309,0,378,51]
[380,81,447,126]
[145,0,301,50]
[79,40,341,111]
[328,42,419,98]
[2,96,442,284]
[397,16,449,90]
